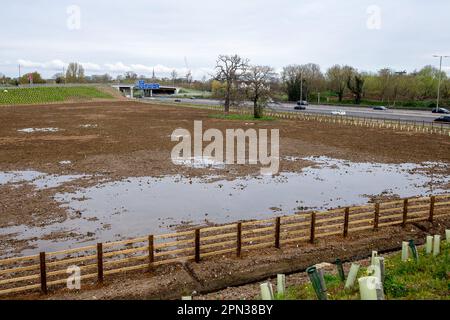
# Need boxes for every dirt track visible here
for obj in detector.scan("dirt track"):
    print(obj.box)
[0,100,450,255]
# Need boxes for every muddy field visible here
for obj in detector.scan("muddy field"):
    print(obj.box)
[0,100,449,257]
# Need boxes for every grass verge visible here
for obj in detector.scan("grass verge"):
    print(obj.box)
[276,240,449,300]
[208,113,276,121]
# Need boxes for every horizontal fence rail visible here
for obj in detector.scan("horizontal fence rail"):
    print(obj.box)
[0,194,449,297]
[154,102,450,136]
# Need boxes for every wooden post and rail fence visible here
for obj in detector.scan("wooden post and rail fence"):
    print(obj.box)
[0,194,449,297]
[165,102,450,136]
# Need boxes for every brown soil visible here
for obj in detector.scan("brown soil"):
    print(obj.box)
[0,100,449,254]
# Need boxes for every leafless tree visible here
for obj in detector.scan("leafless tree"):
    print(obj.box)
[66,62,85,83]
[244,65,276,118]
[185,70,193,87]
[281,63,324,101]
[214,54,249,112]
[124,71,137,81]
[171,70,178,86]
[326,65,354,102]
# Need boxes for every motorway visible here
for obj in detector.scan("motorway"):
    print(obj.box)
[147,97,449,125]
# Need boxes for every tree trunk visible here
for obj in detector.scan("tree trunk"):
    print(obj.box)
[224,96,230,113]
[224,82,231,113]
[253,99,262,118]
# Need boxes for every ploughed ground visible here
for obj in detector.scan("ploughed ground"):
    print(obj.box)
[0,100,449,256]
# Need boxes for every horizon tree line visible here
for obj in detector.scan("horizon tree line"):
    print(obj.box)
[1,58,449,109]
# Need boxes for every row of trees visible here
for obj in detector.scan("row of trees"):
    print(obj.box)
[211,56,370,117]
[2,58,448,110]
[210,55,449,116]
[281,64,450,105]
[213,54,276,118]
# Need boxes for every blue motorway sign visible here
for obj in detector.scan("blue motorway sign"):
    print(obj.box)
[136,80,160,90]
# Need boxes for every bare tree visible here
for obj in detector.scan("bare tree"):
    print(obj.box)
[185,70,193,87]
[326,65,354,102]
[214,54,249,112]
[66,62,85,83]
[378,68,393,102]
[244,65,276,118]
[171,70,178,86]
[124,71,137,81]
[281,63,324,101]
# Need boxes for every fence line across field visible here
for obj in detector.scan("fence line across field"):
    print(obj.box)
[0,194,449,297]
[160,102,450,136]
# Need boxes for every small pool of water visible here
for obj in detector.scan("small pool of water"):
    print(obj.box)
[17,127,60,133]
[0,171,86,189]
[1,157,448,256]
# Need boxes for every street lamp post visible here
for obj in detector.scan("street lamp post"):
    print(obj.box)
[300,72,303,102]
[393,70,406,107]
[433,55,450,111]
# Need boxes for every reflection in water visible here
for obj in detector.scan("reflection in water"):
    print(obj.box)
[0,157,448,256]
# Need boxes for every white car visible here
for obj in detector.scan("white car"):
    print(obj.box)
[331,110,346,116]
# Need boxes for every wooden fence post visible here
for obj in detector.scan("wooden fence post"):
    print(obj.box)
[374,203,380,231]
[275,217,281,249]
[194,229,201,263]
[310,212,316,244]
[236,223,242,258]
[39,252,47,295]
[429,196,435,223]
[343,207,350,238]
[402,199,409,227]
[97,243,103,284]
[148,235,154,271]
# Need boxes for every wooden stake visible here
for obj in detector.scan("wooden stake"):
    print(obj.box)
[39,252,47,295]
[236,223,242,258]
[429,196,435,223]
[97,243,103,284]
[194,229,200,263]
[374,203,380,231]
[148,235,154,271]
[343,207,350,238]
[275,217,281,249]
[402,199,408,227]
[310,212,316,244]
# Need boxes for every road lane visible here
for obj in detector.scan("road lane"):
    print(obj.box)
[146,97,449,125]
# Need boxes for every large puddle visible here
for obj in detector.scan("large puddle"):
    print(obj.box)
[1,157,449,256]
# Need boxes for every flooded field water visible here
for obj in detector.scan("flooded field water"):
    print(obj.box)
[1,157,449,256]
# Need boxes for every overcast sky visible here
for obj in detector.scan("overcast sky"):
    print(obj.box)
[1,0,449,79]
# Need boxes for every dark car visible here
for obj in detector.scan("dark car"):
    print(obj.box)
[434,116,450,123]
[295,100,308,110]
[373,106,388,111]
[174,99,182,102]
[431,108,450,114]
